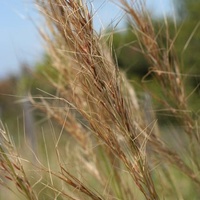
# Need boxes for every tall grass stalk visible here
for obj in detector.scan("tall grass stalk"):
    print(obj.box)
[0,0,199,199]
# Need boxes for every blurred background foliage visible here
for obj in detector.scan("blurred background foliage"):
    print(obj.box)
[0,0,199,128]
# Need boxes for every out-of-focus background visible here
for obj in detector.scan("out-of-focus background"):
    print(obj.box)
[0,0,199,132]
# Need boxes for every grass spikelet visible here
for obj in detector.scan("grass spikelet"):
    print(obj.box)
[0,0,199,199]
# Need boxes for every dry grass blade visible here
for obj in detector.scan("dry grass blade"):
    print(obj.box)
[34,0,160,199]
[117,0,200,185]
[118,0,198,140]
[0,122,38,200]
[0,0,199,199]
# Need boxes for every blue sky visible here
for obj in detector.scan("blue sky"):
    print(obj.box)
[0,0,173,79]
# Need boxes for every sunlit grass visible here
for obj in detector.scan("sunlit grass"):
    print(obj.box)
[0,0,200,199]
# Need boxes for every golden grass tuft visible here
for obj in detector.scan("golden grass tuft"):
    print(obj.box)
[0,0,200,199]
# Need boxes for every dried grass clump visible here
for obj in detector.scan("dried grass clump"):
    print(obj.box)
[33,0,158,199]
[0,122,37,200]
[0,0,200,199]
[118,0,198,140]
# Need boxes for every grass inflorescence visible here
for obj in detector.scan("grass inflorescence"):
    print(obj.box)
[0,0,199,199]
